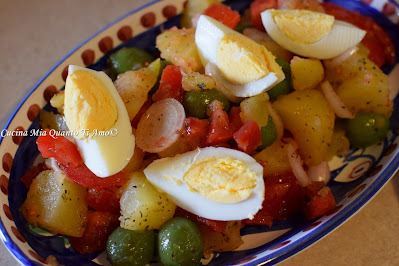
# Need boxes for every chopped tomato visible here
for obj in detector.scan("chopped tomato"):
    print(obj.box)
[203,3,241,29]
[69,210,119,254]
[85,187,122,214]
[36,129,82,168]
[250,0,277,31]
[322,2,395,67]
[228,106,244,133]
[243,172,301,226]
[131,97,153,128]
[152,65,184,102]
[62,164,126,189]
[233,120,262,154]
[205,100,234,146]
[175,207,227,233]
[302,181,336,220]
[182,117,209,148]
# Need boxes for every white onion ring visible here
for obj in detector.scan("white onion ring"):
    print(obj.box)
[285,142,311,187]
[136,98,185,153]
[321,80,354,119]
[329,45,359,66]
[307,161,331,184]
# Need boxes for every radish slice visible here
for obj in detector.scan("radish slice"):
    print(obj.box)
[307,161,331,184]
[285,142,311,187]
[321,80,354,119]
[136,98,185,153]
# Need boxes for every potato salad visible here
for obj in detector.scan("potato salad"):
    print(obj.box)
[20,0,395,265]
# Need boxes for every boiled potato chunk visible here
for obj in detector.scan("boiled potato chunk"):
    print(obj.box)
[324,48,392,116]
[240,93,270,127]
[290,56,324,91]
[274,90,335,166]
[156,27,203,73]
[254,139,292,176]
[120,172,176,230]
[182,71,216,91]
[20,170,87,237]
[114,59,160,120]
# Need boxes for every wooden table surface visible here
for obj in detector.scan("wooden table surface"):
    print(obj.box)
[1,1,398,265]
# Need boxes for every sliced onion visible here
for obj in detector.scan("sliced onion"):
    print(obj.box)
[307,161,331,184]
[285,142,311,187]
[321,80,354,119]
[205,63,242,103]
[329,45,359,66]
[136,98,185,153]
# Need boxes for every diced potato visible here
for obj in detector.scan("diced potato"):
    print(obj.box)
[200,221,243,259]
[114,59,160,120]
[324,47,392,116]
[50,91,65,115]
[290,56,324,91]
[156,27,203,73]
[254,139,292,176]
[119,172,176,230]
[240,93,270,127]
[122,145,145,173]
[182,72,216,91]
[20,170,87,237]
[326,123,350,160]
[180,0,221,28]
[274,90,335,166]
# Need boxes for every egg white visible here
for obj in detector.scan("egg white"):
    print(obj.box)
[261,9,366,59]
[143,147,265,221]
[195,15,285,98]
[68,65,135,178]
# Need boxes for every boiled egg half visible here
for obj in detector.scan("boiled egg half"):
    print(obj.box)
[144,147,264,221]
[261,9,366,59]
[64,65,135,177]
[195,15,285,98]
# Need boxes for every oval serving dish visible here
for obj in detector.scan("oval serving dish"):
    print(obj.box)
[0,0,399,265]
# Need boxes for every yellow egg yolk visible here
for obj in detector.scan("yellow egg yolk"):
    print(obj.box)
[216,33,282,85]
[64,70,118,139]
[271,9,335,44]
[183,156,257,204]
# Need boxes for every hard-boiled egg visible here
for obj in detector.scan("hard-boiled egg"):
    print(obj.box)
[195,15,285,98]
[261,9,366,59]
[64,65,135,177]
[143,147,264,221]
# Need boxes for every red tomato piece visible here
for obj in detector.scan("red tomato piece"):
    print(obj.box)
[175,207,227,233]
[205,100,234,146]
[62,164,126,189]
[182,117,209,148]
[85,187,121,214]
[243,172,302,226]
[36,129,82,168]
[302,181,336,220]
[69,210,119,254]
[250,0,277,31]
[233,120,262,154]
[203,3,241,29]
[152,65,184,102]
[228,106,244,133]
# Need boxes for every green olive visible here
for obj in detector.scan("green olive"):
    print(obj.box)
[183,89,230,119]
[106,227,155,266]
[267,58,292,101]
[258,116,277,150]
[157,217,203,266]
[346,113,390,148]
[109,47,154,76]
